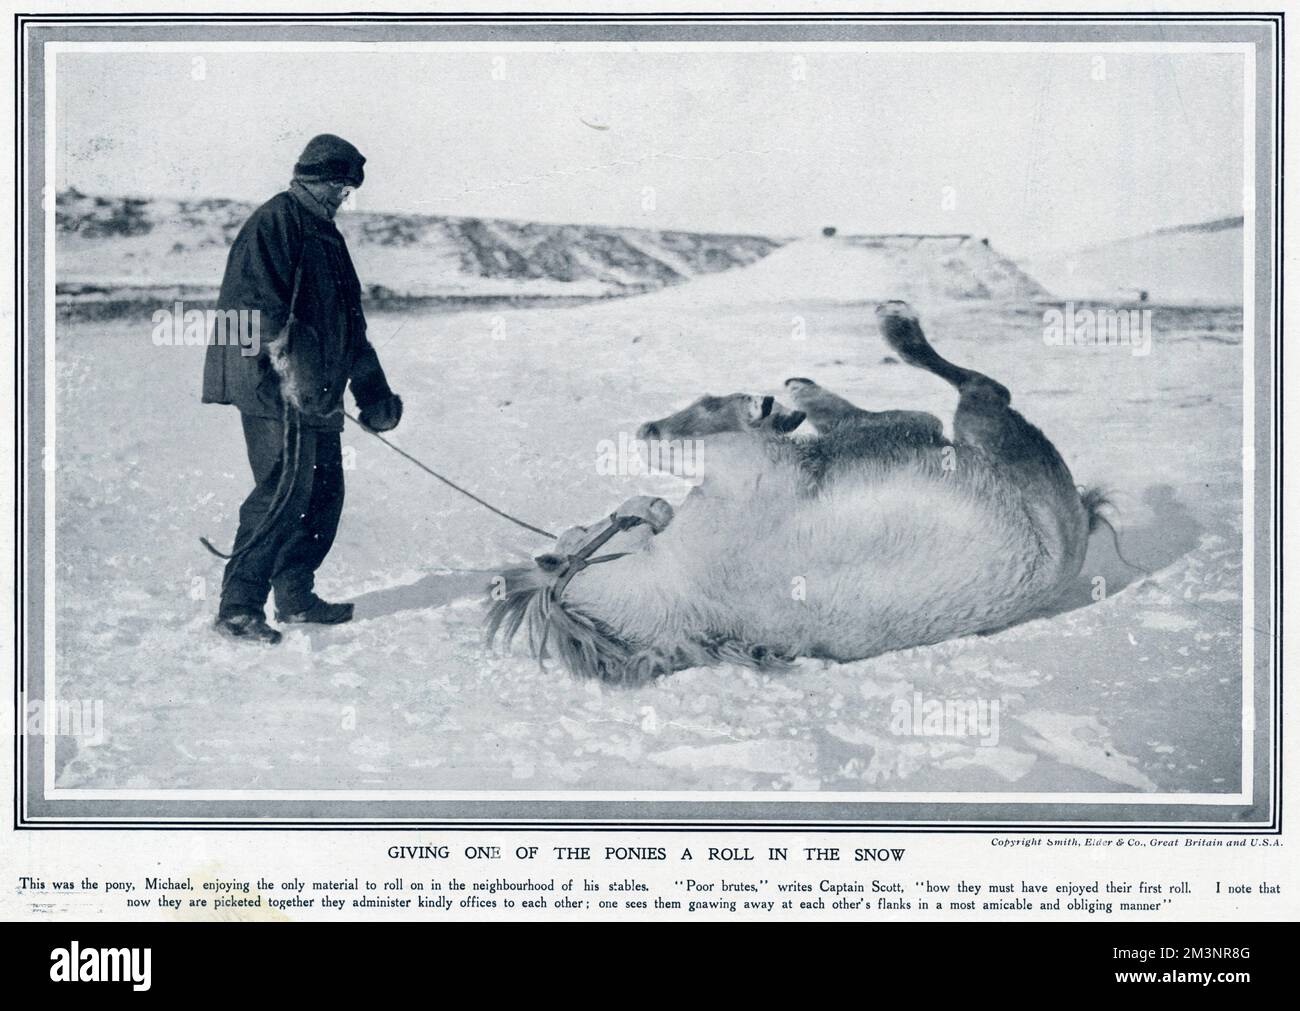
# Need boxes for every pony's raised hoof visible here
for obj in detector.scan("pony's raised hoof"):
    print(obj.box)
[875,300,928,360]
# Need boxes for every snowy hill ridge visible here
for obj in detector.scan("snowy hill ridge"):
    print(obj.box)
[54,188,782,307]
[54,189,1053,314]
[1081,215,1244,251]
[1026,216,1245,307]
[654,233,1050,307]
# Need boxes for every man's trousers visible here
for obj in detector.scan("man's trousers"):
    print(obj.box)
[219,412,345,617]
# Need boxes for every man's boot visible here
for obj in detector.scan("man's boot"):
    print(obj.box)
[276,593,354,625]
[215,607,283,644]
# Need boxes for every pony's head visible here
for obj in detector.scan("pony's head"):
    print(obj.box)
[637,393,805,442]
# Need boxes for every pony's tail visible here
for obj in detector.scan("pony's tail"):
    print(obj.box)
[1079,485,1112,535]
[1079,485,1150,576]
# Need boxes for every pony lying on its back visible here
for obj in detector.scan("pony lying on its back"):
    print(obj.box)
[487,301,1105,684]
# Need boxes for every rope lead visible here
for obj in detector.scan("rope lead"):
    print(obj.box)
[200,406,557,566]
[341,410,557,540]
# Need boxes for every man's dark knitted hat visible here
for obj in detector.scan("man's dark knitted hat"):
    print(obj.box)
[293,134,365,187]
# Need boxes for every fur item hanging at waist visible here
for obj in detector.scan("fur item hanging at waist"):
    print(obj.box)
[265,321,341,422]
[266,325,305,412]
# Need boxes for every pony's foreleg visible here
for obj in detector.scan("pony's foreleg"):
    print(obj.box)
[540,496,674,568]
[782,377,868,428]
[613,495,674,533]
[783,376,945,439]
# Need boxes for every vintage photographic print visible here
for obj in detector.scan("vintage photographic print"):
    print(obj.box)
[15,12,1278,832]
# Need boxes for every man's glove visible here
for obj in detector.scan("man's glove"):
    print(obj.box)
[358,394,402,433]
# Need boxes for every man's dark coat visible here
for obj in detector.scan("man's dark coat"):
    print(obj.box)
[201,184,392,431]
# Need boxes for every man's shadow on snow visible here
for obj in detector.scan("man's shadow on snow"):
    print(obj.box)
[1038,483,1203,620]
[350,569,496,621]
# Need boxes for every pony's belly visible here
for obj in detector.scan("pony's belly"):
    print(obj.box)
[740,549,1042,660]
[574,468,1083,666]
[717,486,1063,659]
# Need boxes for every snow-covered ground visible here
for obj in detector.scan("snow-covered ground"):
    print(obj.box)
[50,238,1245,795]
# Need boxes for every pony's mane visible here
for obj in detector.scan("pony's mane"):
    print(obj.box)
[484,566,671,685]
[484,564,792,686]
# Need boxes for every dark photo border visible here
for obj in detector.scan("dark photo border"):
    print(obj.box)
[13,11,1283,831]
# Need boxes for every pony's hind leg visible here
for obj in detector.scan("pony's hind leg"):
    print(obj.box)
[874,301,1041,461]
[874,300,1090,589]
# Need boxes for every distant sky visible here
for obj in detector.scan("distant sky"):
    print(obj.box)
[52,46,1247,256]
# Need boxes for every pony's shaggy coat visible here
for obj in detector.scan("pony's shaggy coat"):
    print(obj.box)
[487,302,1101,685]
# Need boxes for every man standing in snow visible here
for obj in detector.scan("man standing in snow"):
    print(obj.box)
[202,134,403,644]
